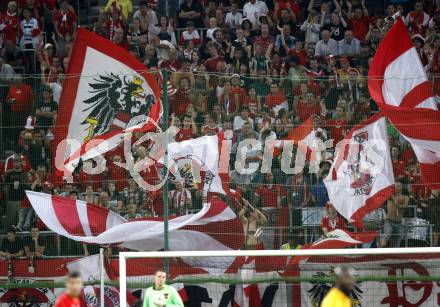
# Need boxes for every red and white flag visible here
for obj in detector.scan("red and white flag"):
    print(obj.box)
[158,134,230,195]
[273,116,326,160]
[54,28,162,175]
[26,191,243,254]
[368,18,440,188]
[324,115,395,225]
[380,106,440,189]
[284,229,377,273]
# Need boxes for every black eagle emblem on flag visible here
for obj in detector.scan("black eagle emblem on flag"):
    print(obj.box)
[81,73,156,141]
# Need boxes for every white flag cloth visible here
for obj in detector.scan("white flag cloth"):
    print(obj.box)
[26,191,243,252]
[324,115,395,224]
[368,18,440,188]
[158,134,228,195]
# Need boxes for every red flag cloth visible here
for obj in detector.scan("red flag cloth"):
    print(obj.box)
[380,106,440,189]
[368,18,440,189]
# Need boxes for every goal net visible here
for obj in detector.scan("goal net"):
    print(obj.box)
[119,248,440,307]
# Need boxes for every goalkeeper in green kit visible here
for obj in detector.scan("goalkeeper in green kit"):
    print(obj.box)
[143,270,184,307]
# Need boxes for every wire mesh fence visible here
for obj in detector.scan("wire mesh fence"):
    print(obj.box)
[0,69,439,306]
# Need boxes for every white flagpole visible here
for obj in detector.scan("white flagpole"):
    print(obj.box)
[100,248,105,307]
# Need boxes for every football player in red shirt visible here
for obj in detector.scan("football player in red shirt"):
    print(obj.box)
[55,271,83,307]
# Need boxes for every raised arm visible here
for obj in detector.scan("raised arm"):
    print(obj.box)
[361,0,369,17]
[346,0,353,19]
[308,0,316,14]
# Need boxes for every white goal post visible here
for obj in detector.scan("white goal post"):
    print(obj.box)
[119,247,440,307]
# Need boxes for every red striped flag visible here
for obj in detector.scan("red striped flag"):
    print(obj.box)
[368,18,440,189]
[26,191,243,259]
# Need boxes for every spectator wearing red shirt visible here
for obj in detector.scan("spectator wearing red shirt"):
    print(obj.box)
[325,106,348,145]
[255,173,287,208]
[2,2,20,46]
[245,87,261,118]
[112,27,129,50]
[173,115,197,141]
[204,42,224,72]
[347,1,370,41]
[55,272,82,307]
[219,81,239,116]
[276,0,301,22]
[289,41,307,66]
[294,79,321,98]
[105,7,125,41]
[159,48,182,70]
[265,82,288,117]
[230,73,246,104]
[295,91,321,123]
[201,115,221,136]
[5,151,31,174]
[391,146,405,180]
[6,76,34,142]
[405,163,430,201]
[173,76,194,117]
[406,1,430,36]
[253,23,274,56]
[105,155,128,191]
[320,203,346,235]
[53,0,77,39]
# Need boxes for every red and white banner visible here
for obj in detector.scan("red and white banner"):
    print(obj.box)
[380,106,440,189]
[26,191,243,255]
[368,18,440,189]
[158,134,230,195]
[298,254,440,307]
[324,115,395,224]
[5,253,440,306]
[54,28,162,174]
[284,229,378,274]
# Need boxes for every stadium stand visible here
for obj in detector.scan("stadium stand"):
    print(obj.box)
[0,0,439,266]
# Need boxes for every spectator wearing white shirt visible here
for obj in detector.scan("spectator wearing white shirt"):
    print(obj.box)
[133,1,158,32]
[243,0,268,28]
[19,9,39,49]
[0,56,16,83]
[179,21,201,45]
[206,17,219,40]
[315,30,338,57]
[338,30,360,57]
[225,2,243,28]
[40,62,63,104]
[300,12,321,46]
[233,107,254,131]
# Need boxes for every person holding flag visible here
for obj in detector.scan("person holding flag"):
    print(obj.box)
[143,270,184,307]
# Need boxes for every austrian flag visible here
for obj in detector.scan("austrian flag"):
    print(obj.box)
[324,115,395,225]
[368,18,440,188]
[54,28,162,175]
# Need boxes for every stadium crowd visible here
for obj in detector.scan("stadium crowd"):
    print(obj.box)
[0,0,440,259]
